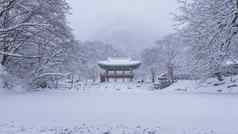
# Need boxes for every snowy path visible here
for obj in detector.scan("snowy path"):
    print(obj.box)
[0,88,238,134]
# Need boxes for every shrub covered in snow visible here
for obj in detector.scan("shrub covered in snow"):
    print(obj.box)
[0,65,26,91]
[0,65,11,89]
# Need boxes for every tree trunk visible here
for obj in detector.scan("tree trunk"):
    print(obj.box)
[150,68,156,83]
[167,63,174,84]
[1,7,9,66]
[1,49,8,65]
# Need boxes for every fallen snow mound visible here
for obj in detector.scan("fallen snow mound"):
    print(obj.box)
[165,75,238,94]
[0,65,27,93]
[0,123,219,134]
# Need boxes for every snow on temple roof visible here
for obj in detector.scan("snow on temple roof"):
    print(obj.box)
[98,57,141,66]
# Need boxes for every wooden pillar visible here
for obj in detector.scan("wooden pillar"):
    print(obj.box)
[130,70,133,82]
[106,70,109,82]
[122,71,125,82]
[114,70,117,82]
[100,73,105,83]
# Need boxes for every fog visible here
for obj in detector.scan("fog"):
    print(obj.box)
[67,0,179,55]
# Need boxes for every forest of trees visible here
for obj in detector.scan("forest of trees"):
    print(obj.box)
[1,0,238,89]
[141,0,238,82]
[0,0,82,88]
[0,0,122,89]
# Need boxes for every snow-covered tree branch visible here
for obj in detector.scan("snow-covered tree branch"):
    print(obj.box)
[0,0,81,88]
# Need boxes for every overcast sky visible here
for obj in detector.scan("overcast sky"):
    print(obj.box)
[67,0,179,55]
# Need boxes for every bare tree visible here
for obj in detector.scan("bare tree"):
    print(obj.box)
[156,34,179,83]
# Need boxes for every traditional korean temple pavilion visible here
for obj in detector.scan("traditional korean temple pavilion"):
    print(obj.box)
[98,58,141,82]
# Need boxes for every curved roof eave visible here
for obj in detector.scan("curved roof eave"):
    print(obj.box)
[98,63,141,71]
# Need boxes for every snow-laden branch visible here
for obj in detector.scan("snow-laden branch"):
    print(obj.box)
[0,51,40,58]
[0,23,49,33]
[0,0,17,17]
[34,73,70,80]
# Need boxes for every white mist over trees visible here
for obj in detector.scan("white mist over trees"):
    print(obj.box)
[141,34,190,82]
[75,41,123,81]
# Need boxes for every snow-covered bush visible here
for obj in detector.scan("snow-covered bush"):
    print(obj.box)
[0,65,26,91]
[0,65,11,89]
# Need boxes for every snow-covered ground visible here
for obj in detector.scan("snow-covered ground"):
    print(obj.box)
[1,77,238,134]
[166,75,238,94]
